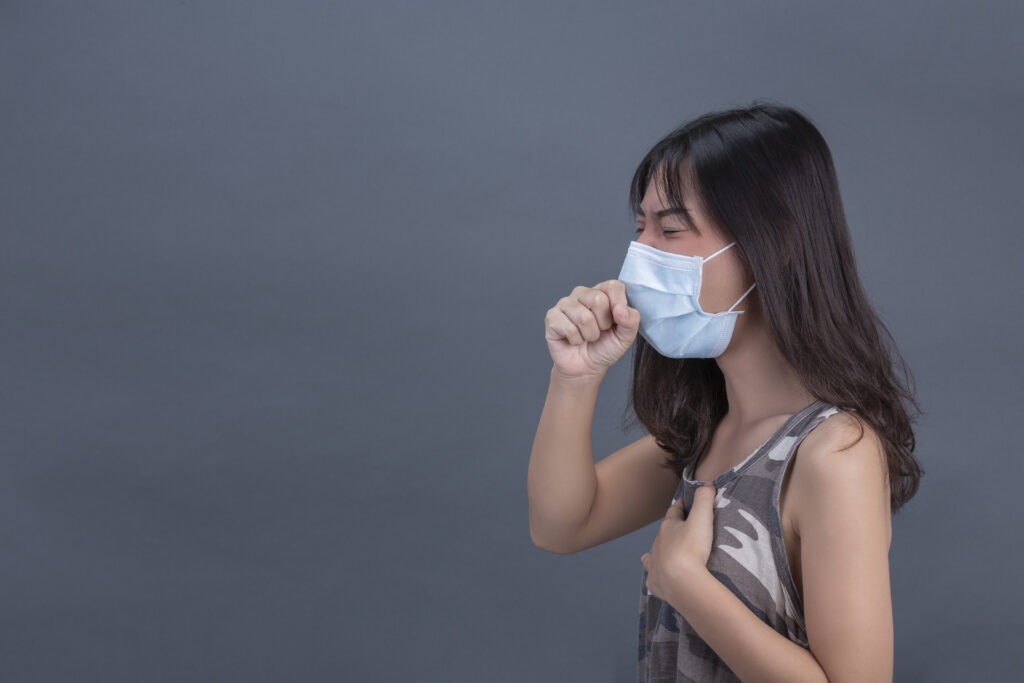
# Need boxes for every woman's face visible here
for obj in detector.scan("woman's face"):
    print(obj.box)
[633,170,756,317]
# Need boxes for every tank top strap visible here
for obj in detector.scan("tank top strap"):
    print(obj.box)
[763,402,845,467]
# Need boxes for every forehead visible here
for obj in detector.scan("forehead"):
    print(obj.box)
[637,164,725,237]
[641,165,697,209]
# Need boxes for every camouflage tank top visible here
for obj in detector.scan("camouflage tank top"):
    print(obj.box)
[637,399,845,682]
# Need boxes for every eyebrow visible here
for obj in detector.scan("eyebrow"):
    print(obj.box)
[636,207,690,218]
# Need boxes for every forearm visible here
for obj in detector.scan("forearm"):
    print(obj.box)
[527,366,604,549]
[666,568,828,683]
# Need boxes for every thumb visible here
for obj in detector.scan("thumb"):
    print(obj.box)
[688,483,717,522]
[613,304,640,336]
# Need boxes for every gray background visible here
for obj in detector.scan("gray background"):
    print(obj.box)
[2,1,1020,681]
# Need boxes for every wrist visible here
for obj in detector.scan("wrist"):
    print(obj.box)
[666,564,713,615]
[550,366,606,390]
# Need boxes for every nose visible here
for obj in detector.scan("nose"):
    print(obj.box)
[635,230,658,249]
[635,231,672,253]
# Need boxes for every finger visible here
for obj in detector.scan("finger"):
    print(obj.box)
[593,281,626,325]
[597,280,640,330]
[614,303,640,332]
[595,280,627,311]
[666,496,684,518]
[575,286,614,331]
[545,308,585,345]
[687,483,717,524]
[558,292,602,342]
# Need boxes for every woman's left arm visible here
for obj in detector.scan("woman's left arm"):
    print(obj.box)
[666,412,894,682]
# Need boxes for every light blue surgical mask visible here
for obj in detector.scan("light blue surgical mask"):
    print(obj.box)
[616,240,756,358]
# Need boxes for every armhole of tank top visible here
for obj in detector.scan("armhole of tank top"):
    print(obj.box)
[770,404,846,642]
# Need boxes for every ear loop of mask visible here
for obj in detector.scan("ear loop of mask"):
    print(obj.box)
[728,283,757,313]
[704,242,756,314]
[703,242,736,262]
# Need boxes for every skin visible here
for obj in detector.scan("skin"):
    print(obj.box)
[637,168,894,682]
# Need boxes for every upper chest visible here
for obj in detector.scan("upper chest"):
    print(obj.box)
[692,434,807,604]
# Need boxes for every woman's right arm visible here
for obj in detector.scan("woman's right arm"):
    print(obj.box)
[528,366,681,555]
[529,279,677,553]
[527,367,604,552]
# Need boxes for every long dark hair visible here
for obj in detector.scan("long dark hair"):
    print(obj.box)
[619,101,923,514]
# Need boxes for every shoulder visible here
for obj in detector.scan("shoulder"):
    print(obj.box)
[790,409,892,545]
[788,409,895,677]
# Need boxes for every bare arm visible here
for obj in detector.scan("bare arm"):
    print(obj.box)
[528,368,681,554]
[530,278,659,553]
[793,412,894,682]
[527,367,604,551]
[664,410,893,683]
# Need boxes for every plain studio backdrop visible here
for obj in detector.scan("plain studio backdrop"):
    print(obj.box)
[1,1,1020,681]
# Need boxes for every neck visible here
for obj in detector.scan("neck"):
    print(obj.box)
[714,312,817,425]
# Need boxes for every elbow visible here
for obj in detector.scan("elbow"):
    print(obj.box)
[529,526,577,555]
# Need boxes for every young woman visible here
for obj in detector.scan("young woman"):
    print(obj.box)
[528,102,922,682]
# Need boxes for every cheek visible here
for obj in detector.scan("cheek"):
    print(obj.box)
[698,264,745,313]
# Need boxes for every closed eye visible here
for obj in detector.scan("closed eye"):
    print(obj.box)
[635,227,682,235]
